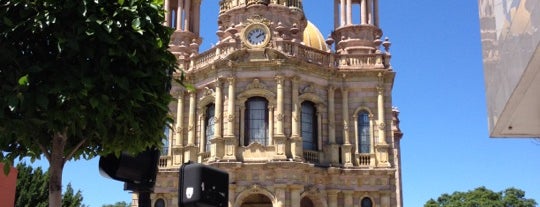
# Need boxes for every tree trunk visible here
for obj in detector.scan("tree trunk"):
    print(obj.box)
[49,131,67,207]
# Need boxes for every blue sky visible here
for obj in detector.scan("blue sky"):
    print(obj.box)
[26,1,540,207]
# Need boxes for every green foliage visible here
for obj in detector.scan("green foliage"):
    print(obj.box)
[0,0,176,163]
[15,163,87,207]
[16,163,49,207]
[424,186,537,207]
[1,0,176,205]
[62,183,87,207]
[102,201,131,207]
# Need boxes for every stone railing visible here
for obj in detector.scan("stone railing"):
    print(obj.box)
[357,153,371,166]
[158,156,171,168]
[335,53,388,69]
[186,40,390,71]
[280,41,330,66]
[303,150,320,163]
[200,151,211,161]
[220,0,302,13]
[191,44,237,70]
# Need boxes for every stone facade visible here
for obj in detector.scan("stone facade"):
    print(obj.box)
[141,0,404,207]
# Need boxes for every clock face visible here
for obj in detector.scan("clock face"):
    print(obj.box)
[246,27,267,46]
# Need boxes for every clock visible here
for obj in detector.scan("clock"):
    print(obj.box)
[243,23,270,47]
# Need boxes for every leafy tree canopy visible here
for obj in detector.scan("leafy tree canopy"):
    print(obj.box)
[424,186,537,207]
[0,0,176,205]
[15,162,87,207]
[102,201,131,207]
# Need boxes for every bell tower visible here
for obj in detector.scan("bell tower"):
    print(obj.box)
[329,0,389,55]
[216,0,306,48]
[164,0,202,60]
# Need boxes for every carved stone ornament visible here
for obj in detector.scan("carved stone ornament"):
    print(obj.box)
[228,114,235,122]
[203,87,215,96]
[302,83,315,94]
[247,78,267,90]
[277,113,284,121]
[378,122,386,130]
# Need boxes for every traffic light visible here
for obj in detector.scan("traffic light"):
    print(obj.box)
[99,148,160,191]
[179,161,229,207]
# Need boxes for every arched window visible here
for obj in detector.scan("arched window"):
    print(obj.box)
[155,198,166,207]
[357,111,370,153]
[205,104,216,152]
[245,97,268,146]
[301,101,317,151]
[361,197,373,207]
[161,127,170,156]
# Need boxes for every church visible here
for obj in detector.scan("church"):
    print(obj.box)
[142,0,404,206]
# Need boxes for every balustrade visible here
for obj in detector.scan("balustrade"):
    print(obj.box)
[158,156,171,168]
[303,150,320,163]
[357,153,371,166]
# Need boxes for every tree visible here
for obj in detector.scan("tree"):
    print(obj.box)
[102,201,131,207]
[424,186,537,207]
[15,163,87,207]
[0,0,177,206]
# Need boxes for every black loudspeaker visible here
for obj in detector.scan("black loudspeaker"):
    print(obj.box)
[99,148,160,191]
[179,161,229,207]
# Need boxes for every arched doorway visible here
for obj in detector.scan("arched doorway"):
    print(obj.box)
[240,193,272,207]
[301,197,315,207]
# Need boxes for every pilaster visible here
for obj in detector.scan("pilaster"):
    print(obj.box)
[290,77,302,161]
[222,77,237,161]
[327,190,339,207]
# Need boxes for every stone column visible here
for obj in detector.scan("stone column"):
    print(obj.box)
[361,0,368,25]
[184,90,198,162]
[177,0,183,30]
[275,75,285,136]
[290,185,303,207]
[342,88,350,145]
[341,88,353,167]
[327,190,339,207]
[173,90,185,166]
[223,77,237,160]
[226,77,236,137]
[275,184,286,207]
[377,87,386,145]
[367,0,373,25]
[187,91,196,145]
[164,0,170,26]
[340,0,346,27]
[328,86,339,165]
[291,77,300,138]
[344,191,354,207]
[328,86,336,143]
[291,77,302,160]
[184,0,191,32]
[373,0,379,27]
[215,79,223,139]
[375,73,390,167]
[334,0,339,29]
[346,0,352,25]
[175,90,184,146]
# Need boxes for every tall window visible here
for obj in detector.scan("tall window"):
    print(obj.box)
[205,104,216,152]
[358,111,370,153]
[301,101,317,151]
[162,127,170,156]
[361,197,373,207]
[245,97,268,146]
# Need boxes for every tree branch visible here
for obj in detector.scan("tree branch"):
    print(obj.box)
[38,143,51,163]
[64,138,87,161]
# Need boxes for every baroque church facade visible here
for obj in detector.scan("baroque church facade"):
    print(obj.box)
[142,0,404,206]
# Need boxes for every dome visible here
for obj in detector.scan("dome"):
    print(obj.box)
[303,21,328,51]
